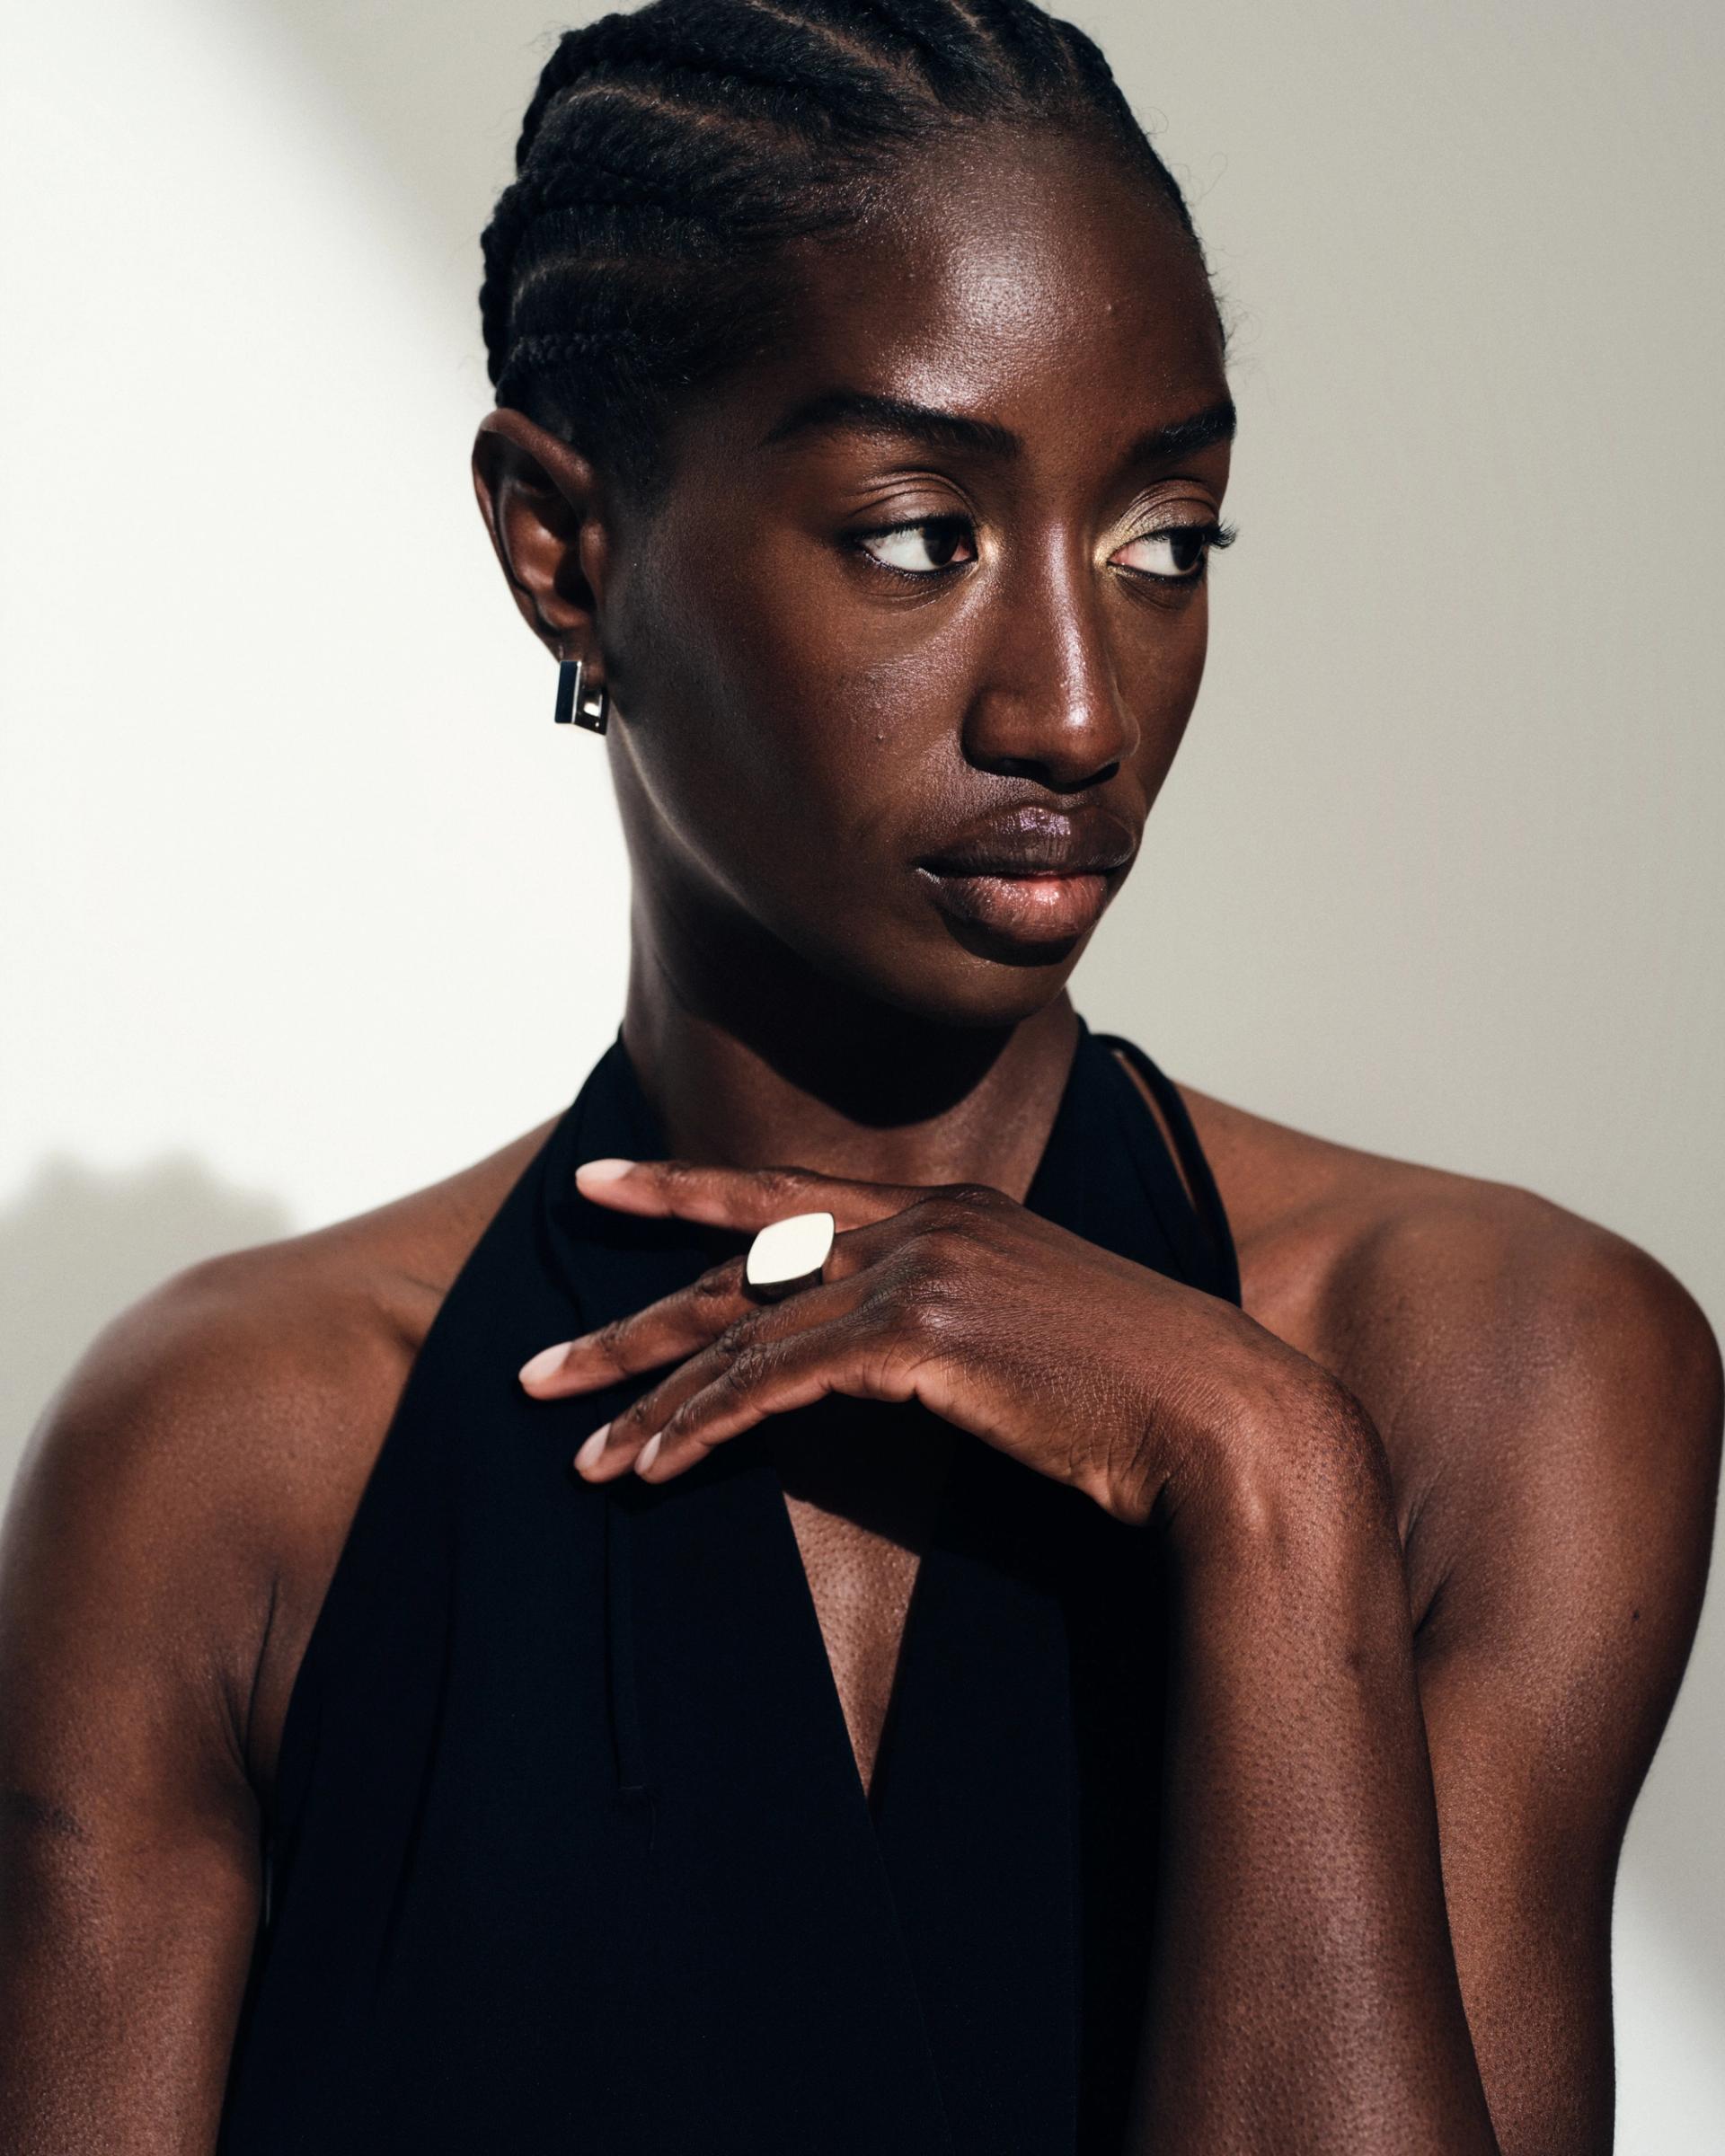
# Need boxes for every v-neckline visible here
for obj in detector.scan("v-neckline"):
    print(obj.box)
[752,1016,1093,1840]
[531,1011,1222,2155]
[239,1012,1240,2156]
[571,1012,1146,1851]
[765,1417,959,1825]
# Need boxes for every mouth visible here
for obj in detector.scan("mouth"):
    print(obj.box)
[914,806,1135,947]
[914,862,1117,944]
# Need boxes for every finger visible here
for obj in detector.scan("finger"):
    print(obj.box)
[573,1154,929,1233]
[518,1255,750,1396]
[571,1274,871,1481]
[634,1305,927,1484]
[519,1217,890,1399]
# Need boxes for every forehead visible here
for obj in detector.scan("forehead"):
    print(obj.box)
[691,124,1226,471]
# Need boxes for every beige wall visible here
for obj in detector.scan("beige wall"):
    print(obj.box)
[3,2,1721,2140]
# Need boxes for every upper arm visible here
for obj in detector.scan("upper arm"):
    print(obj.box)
[0,1267,288,2155]
[1372,1208,1723,2155]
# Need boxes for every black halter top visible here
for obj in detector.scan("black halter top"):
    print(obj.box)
[217,1014,1240,2155]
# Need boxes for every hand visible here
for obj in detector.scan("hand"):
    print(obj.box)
[519,1155,1334,1531]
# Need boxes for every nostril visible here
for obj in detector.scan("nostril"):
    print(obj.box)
[961,676,1137,791]
[970,748,1124,794]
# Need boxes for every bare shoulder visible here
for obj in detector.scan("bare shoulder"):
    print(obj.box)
[1176,1078,1723,1644]
[1174,1075,1721,1432]
[2,1110,561,1799]
[0,1113,562,2146]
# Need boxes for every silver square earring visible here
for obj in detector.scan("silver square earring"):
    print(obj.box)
[553,654,608,734]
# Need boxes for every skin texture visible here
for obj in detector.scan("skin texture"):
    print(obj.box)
[2,119,1721,2156]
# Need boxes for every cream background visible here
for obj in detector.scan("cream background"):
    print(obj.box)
[3,1,1721,2140]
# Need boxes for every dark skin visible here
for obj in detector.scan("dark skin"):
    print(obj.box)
[1,120,1719,2156]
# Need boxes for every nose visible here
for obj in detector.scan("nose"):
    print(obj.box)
[960,540,1137,791]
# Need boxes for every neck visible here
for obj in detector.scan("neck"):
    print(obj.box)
[619,888,1082,1203]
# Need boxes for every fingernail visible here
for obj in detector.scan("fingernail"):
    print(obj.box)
[573,1422,611,1471]
[519,1343,571,1385]
[635,1433,662,1473]
[576,1157,635,1186]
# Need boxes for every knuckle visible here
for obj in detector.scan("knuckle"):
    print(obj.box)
[608,1398,649,1443]
[592,1315,634,1367]
[718,1342,772,1397]
[761,1164,817,1206]
[712,1309,767,1361]
[938,1180,1003,1214]
[693,1260,745,1310]
[877,1239,944,1300]
[907,1211,973,1270]
[903,1288,962,1350]
[660,1396,702,1441]
[865,1268,958,1347]
[908,1188,993,1246]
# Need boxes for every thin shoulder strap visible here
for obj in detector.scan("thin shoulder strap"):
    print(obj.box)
[1098,1032,1242,1307]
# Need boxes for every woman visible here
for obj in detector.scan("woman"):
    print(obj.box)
[1,2,1718,2151]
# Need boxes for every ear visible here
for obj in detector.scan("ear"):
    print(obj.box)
[471,410,615,677]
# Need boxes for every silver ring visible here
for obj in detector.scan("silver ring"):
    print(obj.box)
[744,1209,836,1302]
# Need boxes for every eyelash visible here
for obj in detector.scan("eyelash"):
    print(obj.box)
[849,514,1239,587]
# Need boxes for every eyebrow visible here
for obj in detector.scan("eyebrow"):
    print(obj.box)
[758,387,1236,468]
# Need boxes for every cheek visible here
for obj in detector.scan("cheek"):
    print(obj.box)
[614,570,930,913]
[624,530,954,857]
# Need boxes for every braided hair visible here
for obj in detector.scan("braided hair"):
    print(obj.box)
[480,0,1215,509]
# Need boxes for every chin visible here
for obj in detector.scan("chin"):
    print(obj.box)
[758,887,1093,1031]
[867,942,1089,1030]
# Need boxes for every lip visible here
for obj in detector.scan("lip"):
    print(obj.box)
[913,801,1135,948]
[916,802,1137,879]
[916,864,1114,944]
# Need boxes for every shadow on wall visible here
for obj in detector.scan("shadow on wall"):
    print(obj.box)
[0,1153,295,1494]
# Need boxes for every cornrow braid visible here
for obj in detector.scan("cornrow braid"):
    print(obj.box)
[480,0,1212,508]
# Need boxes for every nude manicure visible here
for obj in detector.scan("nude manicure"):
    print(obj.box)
[519,1344,571,1385]
[576,1157,635,1185]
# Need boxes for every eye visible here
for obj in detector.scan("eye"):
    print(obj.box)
[1113,518,1236,583]
[852,514,978,579]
